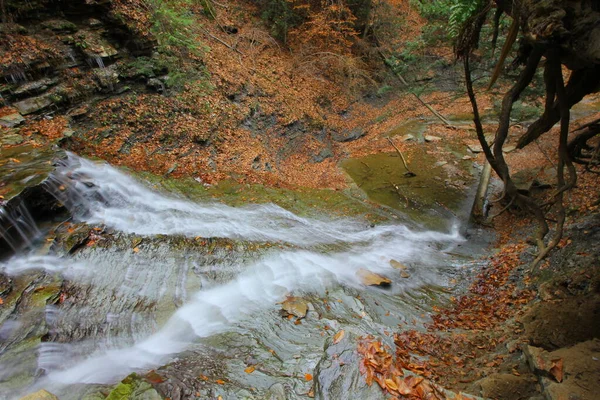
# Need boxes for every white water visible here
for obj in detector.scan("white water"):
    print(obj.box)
[1,154,466,397]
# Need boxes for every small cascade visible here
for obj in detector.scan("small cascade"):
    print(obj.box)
[87,56,105,69]
[6,70,28,84]
[0,200,41,254]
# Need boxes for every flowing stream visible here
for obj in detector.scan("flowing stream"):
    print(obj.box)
[0,153,480,400]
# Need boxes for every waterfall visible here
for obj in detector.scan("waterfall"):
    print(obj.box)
[0,153,467,399]
[0,199,41,253]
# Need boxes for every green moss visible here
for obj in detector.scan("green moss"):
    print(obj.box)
[341,147,472,229]
[136,171,389,224]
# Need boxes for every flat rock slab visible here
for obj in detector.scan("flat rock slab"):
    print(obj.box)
[467,143,483,153]
[14,96,52,115]
[524,340,600,400]
[424,135,442,142]
[0,113,25,128]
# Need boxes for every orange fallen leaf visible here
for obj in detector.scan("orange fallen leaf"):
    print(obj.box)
[305,373,313,381]
[333,330,345,344]
[385,378,398,391]
[549,358,563,382]
[146,370,164,384]
[215,379,225,385]
[244,366,255,374]
[133,247,140,253]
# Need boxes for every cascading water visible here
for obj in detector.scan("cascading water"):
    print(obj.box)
[0,153,474,399]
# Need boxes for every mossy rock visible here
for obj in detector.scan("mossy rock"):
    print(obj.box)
[106,373,162,400]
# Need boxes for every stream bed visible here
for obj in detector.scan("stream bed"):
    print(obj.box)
[0,149,489,400]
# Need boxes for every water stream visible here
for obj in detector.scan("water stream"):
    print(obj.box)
[0,153,478,399]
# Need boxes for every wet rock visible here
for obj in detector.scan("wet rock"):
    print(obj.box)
[14,96,52,115]
[0,145,66,256]
[19,389,59,400]
[105,374,161,400]
[94,65,119,90]
[314,330,384,400]
[503,145,517,153]
[424,135,442,142]
[264,383,287,400]
[356,269,391,287]
[75,29,118,60]
[332,128,365,142]
[400,271,410,279]
[389,259,408,270]
[401,134,415,141]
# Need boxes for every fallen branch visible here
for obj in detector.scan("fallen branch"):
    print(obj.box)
[201,28,243,55]
[373,41,452,126]
[387,137,416,177]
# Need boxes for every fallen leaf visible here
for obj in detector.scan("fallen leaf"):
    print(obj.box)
[357,268,392,287]
[390,259,408,270]
[280,296,308,318]
[549,358,563,382]
[305,373,313,381]
[244,366,255,374]
[146,370,164,384]
[133,247,140,253]
[333,330,345,344]
[215,379,225,385]
[385,378,398,391]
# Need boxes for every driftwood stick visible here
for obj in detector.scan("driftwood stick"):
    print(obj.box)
[201,28,243,54]
[387,137,416,177]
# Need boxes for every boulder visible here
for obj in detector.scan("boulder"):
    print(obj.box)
[19,389,59,400]
[332,128,365,142]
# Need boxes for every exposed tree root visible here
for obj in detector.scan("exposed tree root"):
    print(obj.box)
[460,9,599,266]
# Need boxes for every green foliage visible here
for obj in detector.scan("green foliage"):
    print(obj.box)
[146,0,204,56]
[259,0,306,43]
[376,84,393,97]
[448,0,486,39]
[414,0,487,41]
